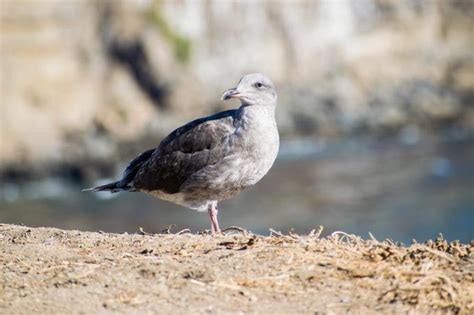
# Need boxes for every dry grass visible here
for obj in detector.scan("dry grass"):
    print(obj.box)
[1,224,472,314]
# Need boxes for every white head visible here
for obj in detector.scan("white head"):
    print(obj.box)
[221,73,277,106]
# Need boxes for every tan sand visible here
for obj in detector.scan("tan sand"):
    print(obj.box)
[1,224,472,314]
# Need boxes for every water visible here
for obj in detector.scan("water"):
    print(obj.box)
[1,132,473,243]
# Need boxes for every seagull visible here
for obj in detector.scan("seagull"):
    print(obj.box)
[85,73,279,234]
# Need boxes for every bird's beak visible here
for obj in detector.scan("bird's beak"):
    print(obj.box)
[221,88,241,101]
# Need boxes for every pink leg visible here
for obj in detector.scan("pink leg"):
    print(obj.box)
[207,203,221,235]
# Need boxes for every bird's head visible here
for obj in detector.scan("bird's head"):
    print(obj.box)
[221,73,277,106]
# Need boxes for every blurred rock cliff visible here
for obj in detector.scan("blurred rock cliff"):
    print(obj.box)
[0,0,473,182]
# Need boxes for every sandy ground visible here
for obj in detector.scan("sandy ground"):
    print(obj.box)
[1,224,472,314]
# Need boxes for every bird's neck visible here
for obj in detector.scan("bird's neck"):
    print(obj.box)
[239,103,275,118]
[237,103,277,131]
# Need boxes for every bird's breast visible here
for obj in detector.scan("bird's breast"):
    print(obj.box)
[230,110,279,186]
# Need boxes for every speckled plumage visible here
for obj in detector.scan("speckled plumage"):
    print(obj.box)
[87,73,279,233]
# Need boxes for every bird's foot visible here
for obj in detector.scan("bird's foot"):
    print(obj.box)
[210,224,221,236]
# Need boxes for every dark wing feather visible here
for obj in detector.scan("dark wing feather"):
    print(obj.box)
[119,148,155,189]
[158,109,237,150]
[131,109,237,194]
[85,148,155,193]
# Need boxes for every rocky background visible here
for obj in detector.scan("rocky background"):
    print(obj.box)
[1,0,473,183]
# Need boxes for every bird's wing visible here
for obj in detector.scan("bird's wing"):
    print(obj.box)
[131,109,238,193]
[119,148,156,189]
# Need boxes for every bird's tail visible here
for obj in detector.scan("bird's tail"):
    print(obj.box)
[82,181,129,193]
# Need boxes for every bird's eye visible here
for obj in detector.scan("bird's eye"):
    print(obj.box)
[255,82,263,88]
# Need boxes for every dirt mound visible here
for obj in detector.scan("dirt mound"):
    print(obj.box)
[1,224,472,314]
